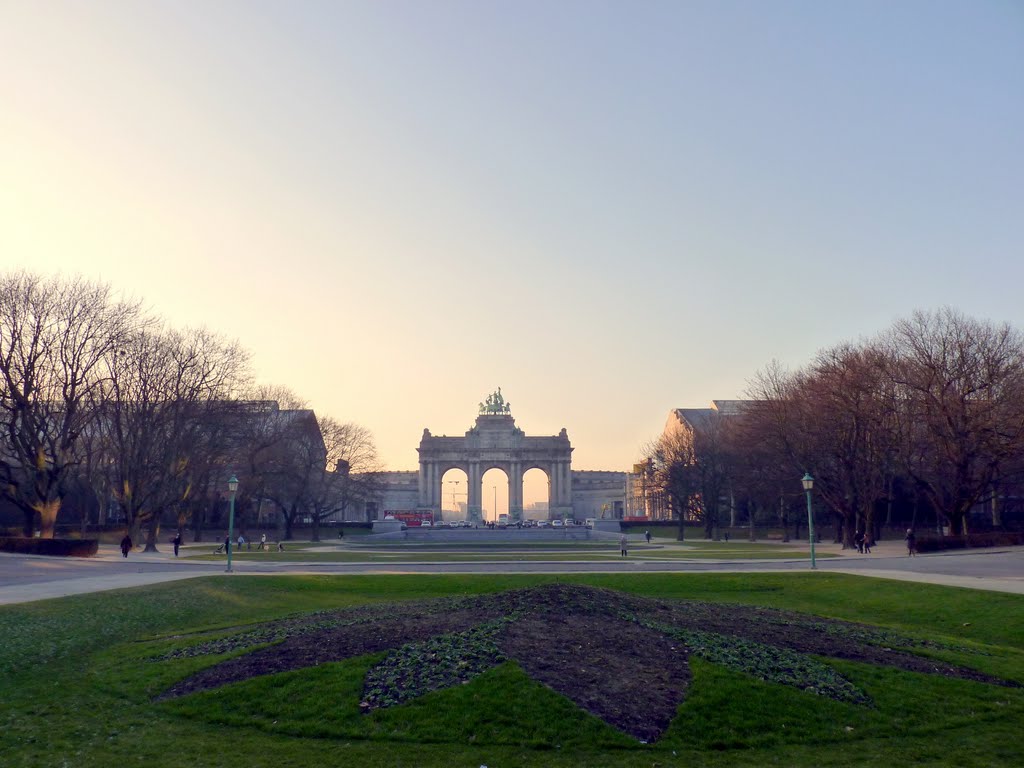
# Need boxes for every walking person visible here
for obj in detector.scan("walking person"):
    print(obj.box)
[905,528,917,557]
[619,533,628,557]
[258,532,267,551]
[120,533,132,558]
[172,531,181,558]
[644,529,651,544]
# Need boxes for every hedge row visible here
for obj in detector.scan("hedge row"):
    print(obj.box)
[0,537,99,557]
[916,531,1024,553]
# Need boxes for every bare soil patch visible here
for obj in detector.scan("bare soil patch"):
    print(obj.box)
[158,584,1016,741]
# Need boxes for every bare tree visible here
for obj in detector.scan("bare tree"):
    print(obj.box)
[882,308,1024,536]
[96,326,249,550]
[236,387,324,541]
[748,345,897,549]
[305,418,380,541]
[728,402,797,541]
[646,409,736,541]
[0,272,141,537]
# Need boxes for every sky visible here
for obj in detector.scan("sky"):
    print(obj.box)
[3,1,1023,495]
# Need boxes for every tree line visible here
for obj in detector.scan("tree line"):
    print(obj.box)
[646,309,1024,546]
[0,271,379,549]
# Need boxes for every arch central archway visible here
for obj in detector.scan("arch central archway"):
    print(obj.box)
[481,467,509,523]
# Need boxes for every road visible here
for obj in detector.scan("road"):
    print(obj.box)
[1,544,1022,605]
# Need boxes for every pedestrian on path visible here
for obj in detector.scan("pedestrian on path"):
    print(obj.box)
[258,533,267,551]
[619,533,628,557]
[120,533,132,558]
[905,528,917,557]
[172,532,181,557]
[644,529,651,544]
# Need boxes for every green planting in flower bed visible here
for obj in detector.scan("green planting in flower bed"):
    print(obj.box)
[363,621,509,709]
[2,573,1024,767]
[662,626,872,705]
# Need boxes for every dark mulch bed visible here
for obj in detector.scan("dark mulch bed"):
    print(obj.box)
[500,612,690,743]
[155,584,1017,742]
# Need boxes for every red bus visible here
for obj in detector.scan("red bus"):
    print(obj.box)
[386,510,434,527]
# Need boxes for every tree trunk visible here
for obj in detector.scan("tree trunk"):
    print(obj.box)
[144,515,160,553]
[748,502,756,542]
[36,498,60,539]
[885,475,894,527]
[311,516,321,542]
[284,503,295,540]
[675,497,685,542]
[841,513,857,550]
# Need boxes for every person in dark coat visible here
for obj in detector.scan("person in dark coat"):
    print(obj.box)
[905,528,917,557]
[172,532,181,557]
[120,534,132,558]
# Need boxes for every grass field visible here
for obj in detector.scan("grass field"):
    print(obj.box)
[2,573,1021,767]
[183,538,837,563]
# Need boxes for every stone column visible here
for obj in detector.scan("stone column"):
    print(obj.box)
[509,461,523,521]
[430,462,441,512]
[551,462,561,507]
[467,462,482,523]
[418,460,428,507]
[565,462,573,512]
[551,460,573,519]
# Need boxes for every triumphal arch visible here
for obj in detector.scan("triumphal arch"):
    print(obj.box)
[417,389,573,522]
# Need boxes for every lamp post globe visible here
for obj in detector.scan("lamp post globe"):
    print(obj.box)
[226,475,239,573]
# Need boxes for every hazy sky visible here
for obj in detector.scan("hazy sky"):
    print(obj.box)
[3,1,1023,478]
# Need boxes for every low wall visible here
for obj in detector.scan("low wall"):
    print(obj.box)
[357,527,622,544]
[0,537,99,557]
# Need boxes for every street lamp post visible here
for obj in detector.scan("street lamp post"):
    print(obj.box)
[492,485,497,523]
[801,473,816,570]
[226,475,239,573]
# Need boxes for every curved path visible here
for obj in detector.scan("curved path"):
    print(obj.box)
[1,540,1022,606]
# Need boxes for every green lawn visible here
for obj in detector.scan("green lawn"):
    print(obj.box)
[2,573,1021,767]
[183,538,836,562]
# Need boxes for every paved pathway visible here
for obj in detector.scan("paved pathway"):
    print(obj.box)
[1,539,1022,606]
